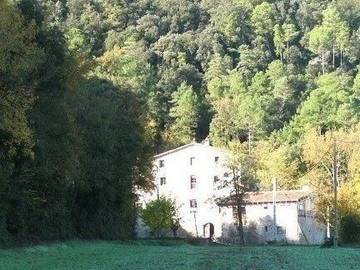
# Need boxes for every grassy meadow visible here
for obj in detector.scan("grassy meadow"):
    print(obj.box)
[0,240,359,270]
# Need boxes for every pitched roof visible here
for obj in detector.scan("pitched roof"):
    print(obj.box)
[154,142,198,159]
[245,190,310,204]
[154,141,225,159]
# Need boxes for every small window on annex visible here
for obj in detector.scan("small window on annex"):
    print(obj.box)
[190,199,197,208]
[160,177,166,185]
[190,176,197,189]
[232,207,246,219]
[214,156,219,164]
[277,226,286,236]
[159,160,165,168]
[190,157,195,166]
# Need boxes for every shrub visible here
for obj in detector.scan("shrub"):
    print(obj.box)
[141,197,180,238]
[340,214,360,244]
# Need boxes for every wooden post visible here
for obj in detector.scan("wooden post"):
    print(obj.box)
[272,178,277,242]
[332,136,339,248]
[193,211,199,238]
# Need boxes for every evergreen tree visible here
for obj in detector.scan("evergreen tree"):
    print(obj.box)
[165,83,200,147]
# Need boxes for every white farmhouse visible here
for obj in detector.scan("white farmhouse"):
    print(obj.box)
[136,141,326,245]
[137,139,230,239]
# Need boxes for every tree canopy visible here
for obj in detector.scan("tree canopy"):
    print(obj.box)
[2,0,360,245]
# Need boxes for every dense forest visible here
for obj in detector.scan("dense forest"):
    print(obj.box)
[1,0,360,245]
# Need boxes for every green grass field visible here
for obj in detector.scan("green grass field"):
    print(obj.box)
[0,240,359,270]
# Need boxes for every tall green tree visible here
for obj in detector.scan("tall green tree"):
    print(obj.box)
[287,72,359,139]
[0,0,43,244]
[165,83,200,147]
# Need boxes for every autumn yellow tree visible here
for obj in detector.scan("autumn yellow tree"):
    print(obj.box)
[300,127,360,242]
[255,140,299,190]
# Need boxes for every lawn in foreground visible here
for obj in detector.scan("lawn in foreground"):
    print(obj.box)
[0,240,359,270]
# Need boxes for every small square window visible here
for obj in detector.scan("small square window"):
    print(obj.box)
[159,160,164,168]
[190,199,197,208]
[232,207,246,220]
[190,176,196,189]
[160,177,166,185]
[277,226,286,235]
[136,202,143,209]
[190,157,195,166]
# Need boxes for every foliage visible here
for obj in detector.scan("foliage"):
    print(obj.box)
[215,141,257,244]
[165,83,200,147]
[3,0,360,246]
[255,141,300,190]
[141,197,180,237]
[284,72,360,141]
[340,214,360,243]
[298,128,360,237]
[0,0,153,245]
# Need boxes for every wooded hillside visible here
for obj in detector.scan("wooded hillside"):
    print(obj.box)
[1,0,360,245]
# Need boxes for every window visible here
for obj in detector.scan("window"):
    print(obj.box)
[264,226,268,232]
[190,176,197,189]
[160,177,166,185]
[159,160,164,168]
[213,176,220,183]
[190,157,195,166]
[277,226,286,236]
[298,204,305,217]
[232,206,246,220]
[215,156,219,164]
[190,199,197,208]
[136,202,143,209]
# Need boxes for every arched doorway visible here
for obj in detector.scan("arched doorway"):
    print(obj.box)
[203,223,214,240]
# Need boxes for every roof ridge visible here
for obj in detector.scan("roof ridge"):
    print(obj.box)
[154,141,227,159]
[154,142,198,158]
[247,190,309,193]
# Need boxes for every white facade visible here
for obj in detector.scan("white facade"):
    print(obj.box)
[136,142,326,245]
[218,195,326,245]
[137,140,230,238]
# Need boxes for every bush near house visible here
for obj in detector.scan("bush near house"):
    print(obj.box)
[340,214,360,244]
[141,197,180,237]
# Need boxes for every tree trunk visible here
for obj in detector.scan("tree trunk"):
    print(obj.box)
[233,172,245,245]
[236,205,245,245]
[340,46,343,68]
[248,130,252,155]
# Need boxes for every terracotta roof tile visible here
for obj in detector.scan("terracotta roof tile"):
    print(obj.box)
[245,190,310,204]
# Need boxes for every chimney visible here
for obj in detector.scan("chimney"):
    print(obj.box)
[203,136,210,146]
[301,185,310,192]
